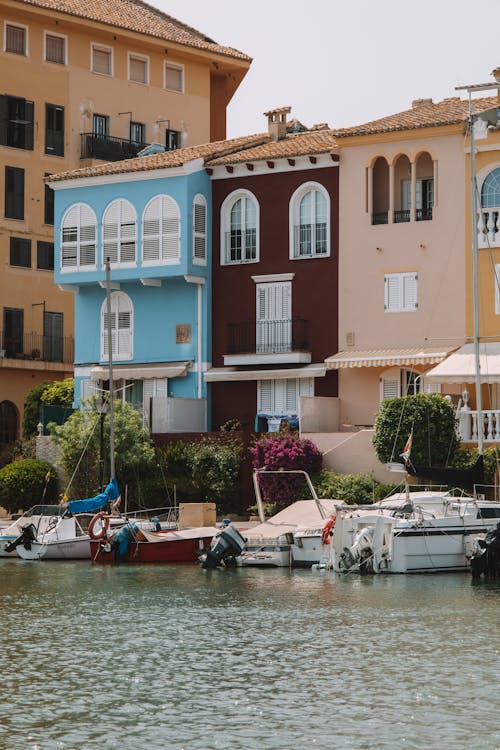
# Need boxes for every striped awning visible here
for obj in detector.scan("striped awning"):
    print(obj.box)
[204,363,326,382]
[90,361,190,381]
[325,347,456,370]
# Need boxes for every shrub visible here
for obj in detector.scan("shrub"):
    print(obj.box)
[23,381,50,438]
[0,459,58,514]
[302,469,397,505]
[251,433,322,511]
[41,378,74,406]
[187,436,243,513]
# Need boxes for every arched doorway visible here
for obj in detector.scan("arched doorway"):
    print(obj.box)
[0,401,18,446]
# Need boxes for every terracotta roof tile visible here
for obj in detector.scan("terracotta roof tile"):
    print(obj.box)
[205,129,338,165]
[16,0,251,61]
[333,96,499,137]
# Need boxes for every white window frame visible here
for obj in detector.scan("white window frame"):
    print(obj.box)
[100,291,133,362]
[257,378,313,416]
[256,281,292,353]
[220,189,259,266]
[164,61,184,93]
[384,272,418,313]
[60,203,97,271]
[91,43,113,76]
[4,21,28,55]
[102,199,137,268]
[289,181,330,259]
[44,31,67,65]
[128,52,149,84]
[142,195,180,265]
[192,193,207,266]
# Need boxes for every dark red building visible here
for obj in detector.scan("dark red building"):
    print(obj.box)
[205,108,339,431]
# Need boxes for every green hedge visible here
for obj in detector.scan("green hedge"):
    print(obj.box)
[0,460,58,514]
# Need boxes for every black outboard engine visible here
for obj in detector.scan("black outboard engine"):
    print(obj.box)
[470,522,500,578]
[4,523,38,553]
[200,525,247,569]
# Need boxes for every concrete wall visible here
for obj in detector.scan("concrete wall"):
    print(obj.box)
[311,429,396,484]
[300,395,339,432]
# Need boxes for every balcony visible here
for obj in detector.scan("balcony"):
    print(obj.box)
[0,331,74,364]
[80,133,148,162]
[224,319,311,366]
[416,207,432,221]
[459,409,500,444]
[372,211,388,225]
[394,210,410,224]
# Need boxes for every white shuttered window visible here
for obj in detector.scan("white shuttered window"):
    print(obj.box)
[103,199,136,266]
[384,272,418,312]
[193,194,207,264]
[101,291,133,361]
[257,378,313,415]
[142,195,180,264]
[256,281,291,353]
[61,203,96,270]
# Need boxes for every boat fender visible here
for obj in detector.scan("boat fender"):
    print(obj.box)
[88,512,110,541]
[321,516,336,545]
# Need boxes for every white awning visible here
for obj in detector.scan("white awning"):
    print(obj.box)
[90,361,191,381]
[325,347,456,369]
[424,343,500,383]
[204,363,326,383]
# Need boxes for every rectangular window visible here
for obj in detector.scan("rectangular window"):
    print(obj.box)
[91,44,112,75]
[3,307,24,358]
[164,62,183,92]
[43,311,63,362]
[166,129,180,151]
[10,237,31,267]
[130,121,145,145]
[37,241,54,270]
[44,175,54,225]
[93,114,108,136]
[45,33,65,64]
[384,272,418,313]
[5,166,25,220]
[5,23,27,55]
[257,378,313,416]
[128,53,148,84]
[0,95,34,150]
[45,104,64,156]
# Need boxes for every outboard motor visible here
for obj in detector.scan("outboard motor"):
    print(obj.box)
[338,526,375,574]
[201,525,247,569]
[4,523,38,553]
[470,522,500,578]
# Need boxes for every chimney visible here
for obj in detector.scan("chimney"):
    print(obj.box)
[263,106,291,141]
[411,98,433,109]
[492,67,500,102]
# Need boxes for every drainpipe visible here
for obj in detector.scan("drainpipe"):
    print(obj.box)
[184,275,205,399]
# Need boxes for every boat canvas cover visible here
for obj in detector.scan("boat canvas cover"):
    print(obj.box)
[246,499,338,541]
[138,526,220,543]
[67,478,120,514]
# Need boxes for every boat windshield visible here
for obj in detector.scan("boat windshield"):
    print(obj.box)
[21,505,66,517]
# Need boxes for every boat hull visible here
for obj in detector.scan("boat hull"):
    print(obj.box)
[90,534,214,563]
[16,537,91,560]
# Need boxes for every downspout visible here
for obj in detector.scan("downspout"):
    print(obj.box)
[197,282,202,399]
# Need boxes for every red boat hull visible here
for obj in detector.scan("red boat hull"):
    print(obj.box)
[90,534,214,564]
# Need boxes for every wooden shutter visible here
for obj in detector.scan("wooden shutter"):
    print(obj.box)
[257,380,273,413]
[256,282,291,353]
[80,204,96,266]
[162,196,180,261]
[299,378,314,397]
[103,201,120,264]
[143,197,161,262]
[402,273,418,310]
[119,200,136,263]
[61,205,78,267]
[384,275,400,311]
[193,196,207,262]
[380,371,401,401]
[285,379,298,413]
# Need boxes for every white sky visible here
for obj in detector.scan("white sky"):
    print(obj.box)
[155,0,499,138]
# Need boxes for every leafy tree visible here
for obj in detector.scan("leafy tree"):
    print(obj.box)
[305,469,397,505]
[0,459,57,514]
[251,432,322,511]
[373,393,459,466]
[187,436,243,513]
[22,381,50,438]
[49,399,155,501]
[41,378,74,406]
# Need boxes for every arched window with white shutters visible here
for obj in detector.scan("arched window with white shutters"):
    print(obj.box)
[100,291,133,361]
[142,195,180,264]
[192,193,207,264]
[61,203,97,270]
[102,199,137,266]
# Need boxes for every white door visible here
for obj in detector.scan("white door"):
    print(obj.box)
[256,282,291,353]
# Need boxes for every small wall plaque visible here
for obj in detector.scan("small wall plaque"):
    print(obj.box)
[176,324,191,344]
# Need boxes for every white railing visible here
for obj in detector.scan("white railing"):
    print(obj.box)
[458,408,500,443]
[477,207,500,248]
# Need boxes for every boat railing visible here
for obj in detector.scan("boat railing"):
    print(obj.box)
[123,505,179,526]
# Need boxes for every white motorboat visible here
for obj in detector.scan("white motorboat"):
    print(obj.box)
[0,505,66,557]
[333,487,500,574]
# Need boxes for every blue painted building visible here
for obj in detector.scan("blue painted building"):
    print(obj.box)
[49,144,233,431]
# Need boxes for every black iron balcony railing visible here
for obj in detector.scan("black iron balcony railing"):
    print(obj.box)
[0,331,74,364]
[372,211,389,225]
[394,210,410,223]
[227,318,309,355]
[80,133,149,162]
[416,207,433,221]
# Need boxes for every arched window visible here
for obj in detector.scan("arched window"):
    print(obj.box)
[372,157,389,224]
[290,183,330,258]
[103,199,136,266]
[481,168,500,208]
[61,203,97,269]
[100,291,133,361]
[0,401,18,446]
[192,194,207,264]
[142,195,180,264]
[221,190,259,264]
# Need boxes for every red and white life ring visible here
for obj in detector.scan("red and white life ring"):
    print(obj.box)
[88,512,110,541]
[321,516,336,545]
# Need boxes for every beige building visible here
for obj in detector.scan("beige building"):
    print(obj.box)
[0,0,250,446]
[326,93,498,433]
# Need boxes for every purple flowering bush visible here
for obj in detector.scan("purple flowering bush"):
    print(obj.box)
[251,433,322,511]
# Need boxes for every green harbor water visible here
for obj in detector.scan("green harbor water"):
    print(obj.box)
[1,560,500,750]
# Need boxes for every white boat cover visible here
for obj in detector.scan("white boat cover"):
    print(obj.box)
[245,499,339,541]
[138,526,220,543]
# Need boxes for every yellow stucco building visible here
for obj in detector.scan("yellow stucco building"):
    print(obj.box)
[0,0,250,446]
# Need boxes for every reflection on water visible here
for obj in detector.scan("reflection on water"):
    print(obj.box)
[1,562,500,749]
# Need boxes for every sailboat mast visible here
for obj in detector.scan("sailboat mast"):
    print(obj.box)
[105,258,115,478]
[469,98,484,456]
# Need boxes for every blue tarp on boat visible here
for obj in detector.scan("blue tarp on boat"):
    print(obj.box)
[67,478,120,514]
